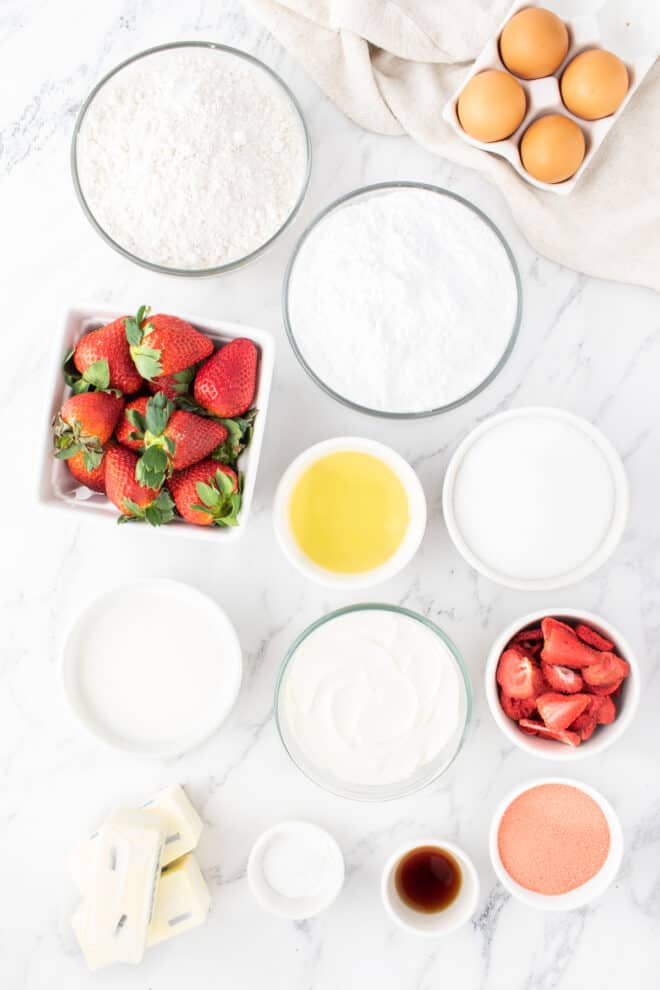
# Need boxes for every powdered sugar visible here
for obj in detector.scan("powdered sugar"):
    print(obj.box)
[76,46,308,270]
[287,188,519,414]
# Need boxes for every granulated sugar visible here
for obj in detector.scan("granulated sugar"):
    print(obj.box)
[498,783,610,895]
[76,47,307,270]
[287,188,519,414]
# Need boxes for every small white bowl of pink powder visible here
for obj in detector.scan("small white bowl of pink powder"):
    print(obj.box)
[489,778,623,910]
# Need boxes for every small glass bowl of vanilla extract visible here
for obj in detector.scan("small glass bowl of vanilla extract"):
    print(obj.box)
[382,840,479,936]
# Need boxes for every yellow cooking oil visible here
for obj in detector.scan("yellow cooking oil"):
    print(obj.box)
[289,451,409,573]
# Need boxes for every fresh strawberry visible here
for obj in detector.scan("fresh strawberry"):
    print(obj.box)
[117,394,228,489]
[67,447,108,493]
[125,306,213,380]
[104,445,174,525]
[499,693,537,721]
[169,460,241,527]
[540,616,601,667]
[496,647,546,700]
[536,692,590,731]
[53,391,124,471]
[582,653,630,689]
[72,317,143,394]
[541,661,584,694]
[588,679,623,696]
[147,366,197,401]
[193,338,258,417]
[517,719,581,747]
[575,623,615,653]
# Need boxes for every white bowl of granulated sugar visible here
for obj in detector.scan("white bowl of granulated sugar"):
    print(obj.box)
[72,42,311,276]
[283,181,522,419]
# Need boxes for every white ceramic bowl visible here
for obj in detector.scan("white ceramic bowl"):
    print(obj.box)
[61,578,243,757]
[37,304,275,542]
[485,608,640,761]
[273,437,427,589]
[489,776,624,910]
[442,407,629,591]
[247,821,344,920]
[381,839,480,936]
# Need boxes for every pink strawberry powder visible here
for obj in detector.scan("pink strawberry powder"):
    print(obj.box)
[498,783,610,895]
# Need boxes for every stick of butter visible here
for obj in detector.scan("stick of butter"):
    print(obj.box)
[147,853,211,948]
[71,810,165,970]
[71,784,203,890]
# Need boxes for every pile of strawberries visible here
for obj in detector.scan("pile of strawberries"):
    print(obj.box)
[52,306,258,528]
[496,616,631,747]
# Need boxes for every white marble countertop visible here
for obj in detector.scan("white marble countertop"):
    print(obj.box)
[3,2,660,987]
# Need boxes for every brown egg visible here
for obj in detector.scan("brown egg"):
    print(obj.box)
[457,70,527,143]
[561,49,629,120]
[520,114,586,183]
[500,7,569,79]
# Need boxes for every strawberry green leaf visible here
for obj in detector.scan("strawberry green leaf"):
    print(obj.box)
[196,481,220,507]
[121,497,144,521]
[144,393,172,436]
[82,448,104,472]
[136,445,169,489]
[130,346,162,380]
[124,305,150,347]
[126,409,147,434]
[82,359,110,390]
[54,445,79,460]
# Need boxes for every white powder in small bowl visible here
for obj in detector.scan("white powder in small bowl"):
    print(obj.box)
[75,45,308,271]
[286,187,520,415]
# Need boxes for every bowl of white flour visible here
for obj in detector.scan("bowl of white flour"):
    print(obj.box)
[283,182,522,417]
[72,42,311,275]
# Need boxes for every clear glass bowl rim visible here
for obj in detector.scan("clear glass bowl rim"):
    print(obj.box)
[282,180,523,419]
[70,40,312,277]
[274,602,473,801]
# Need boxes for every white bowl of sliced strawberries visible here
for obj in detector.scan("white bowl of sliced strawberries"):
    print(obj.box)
[38,304,274,539]
[485,609,640,759]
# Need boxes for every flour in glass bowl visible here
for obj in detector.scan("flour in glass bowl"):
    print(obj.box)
[286,187,520,414]
[75,45,308,271]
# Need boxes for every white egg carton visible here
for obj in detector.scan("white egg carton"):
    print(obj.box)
[37,305,275,542]
[442,0,655,195]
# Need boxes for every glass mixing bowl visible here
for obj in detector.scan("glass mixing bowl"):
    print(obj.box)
[71,41,311,277]
[275,604,472,801]
[282,181,522,418]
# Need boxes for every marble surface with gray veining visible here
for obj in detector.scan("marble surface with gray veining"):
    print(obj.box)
[1,2,659,987]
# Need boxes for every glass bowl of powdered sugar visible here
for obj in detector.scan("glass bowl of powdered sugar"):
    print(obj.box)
[71,42,311,276]
[283,182,522,417]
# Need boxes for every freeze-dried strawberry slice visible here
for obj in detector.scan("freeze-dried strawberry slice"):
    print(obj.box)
[496,648,546,700]
[582,653,630,689]
[587,679,623,696]
[541,662,584,694]
[500,692,537,721]
[518,719,581,747]
[570,712,598,741]
[588,695,616,724]
[536,692,590,731]
[575,623,615,653]
[540,617,602,667]
[511,627,543,645]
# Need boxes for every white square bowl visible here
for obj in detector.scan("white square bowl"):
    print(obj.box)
[37,304,275,542]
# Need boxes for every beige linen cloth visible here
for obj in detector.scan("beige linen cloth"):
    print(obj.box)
[244,0,660,292]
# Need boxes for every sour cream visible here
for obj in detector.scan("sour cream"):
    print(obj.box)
[281,608,467,788]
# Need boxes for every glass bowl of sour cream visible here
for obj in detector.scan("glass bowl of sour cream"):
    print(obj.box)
[275,604,472,801]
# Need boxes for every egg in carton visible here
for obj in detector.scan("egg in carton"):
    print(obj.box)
[442,0,656,196]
